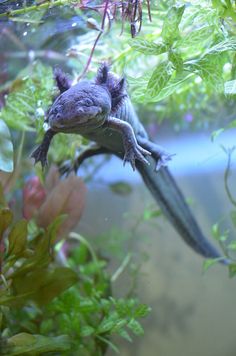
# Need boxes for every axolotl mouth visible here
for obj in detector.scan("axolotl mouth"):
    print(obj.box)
[48,106,104,132]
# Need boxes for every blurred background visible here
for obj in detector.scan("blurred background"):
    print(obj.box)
[79,128,236,356]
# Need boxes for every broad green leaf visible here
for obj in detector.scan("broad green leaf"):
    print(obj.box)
[206,38,236,55]
[224,80,236,95]
[0,291,38,308]
[147,62,173,98]
[188,54,224,91]
[168,50,183,72]
[44,214,67,245]
[161,4,185,44]
[6,333,71,355]
[129,38,168,55]
[0,208,13,238]
[11,268,50,297]
[0,119,14,173]
[0,184,6,207]
[145,72,193,103]
[176,26,214,49]
[9,267,78,307]
[32,267,78,306]
[8,220,28,257]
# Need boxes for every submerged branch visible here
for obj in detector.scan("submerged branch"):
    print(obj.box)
[223,146,236,207]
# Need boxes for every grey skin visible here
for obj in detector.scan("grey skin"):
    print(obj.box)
[31,64,229,265]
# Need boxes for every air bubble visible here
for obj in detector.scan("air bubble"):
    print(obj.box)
[43,122,49,131]
[36,108,45,118]
[194,76,202,84]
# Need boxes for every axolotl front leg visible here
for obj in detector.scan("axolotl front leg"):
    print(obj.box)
[31,115,151,170]
[105,116,151,170]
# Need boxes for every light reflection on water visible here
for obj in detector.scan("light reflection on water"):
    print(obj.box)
[79,130,236,356]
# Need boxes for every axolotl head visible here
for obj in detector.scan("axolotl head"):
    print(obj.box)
[48,81,112,134]
[48,63,126,135]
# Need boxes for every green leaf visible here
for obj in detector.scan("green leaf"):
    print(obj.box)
[0,184,6,207]
[161,4,185,44]
[211,223,220,239]
[168,50,183,72]
[118,329,132,342]
[109,181,132,196]
[0,208,13,238]
[5,333,71,355]
[8,220,28,257]
[176,26,215,49]
[97,317,117,334]
[129,38,168,55]
[0,292,37,308]
[0,119,14,173]
[189,54,225,91]
[147,62,173,98]
[228,263,236,278]
[211,128,225,142]
[143,209,162,221]
[127,319,144,336]
[134,304,151,318]
[44,214,67,245]
[7,267,78,307]
[227,241,236,251]
[111,319,127,332]
[206,38,236,55]
[203,258,222,272]
[80,326,95,337]
[211,223,228,241]
[32,267,78,306]
[227,119,236,128]
[224,80,236,95]
[79,299,97,313]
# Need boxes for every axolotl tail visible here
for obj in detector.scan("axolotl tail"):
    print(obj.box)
[136,157,229,265]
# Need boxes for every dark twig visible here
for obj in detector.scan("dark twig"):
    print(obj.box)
[77,0,110,80]
[223,146,236,207]
[146,0,152,21]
